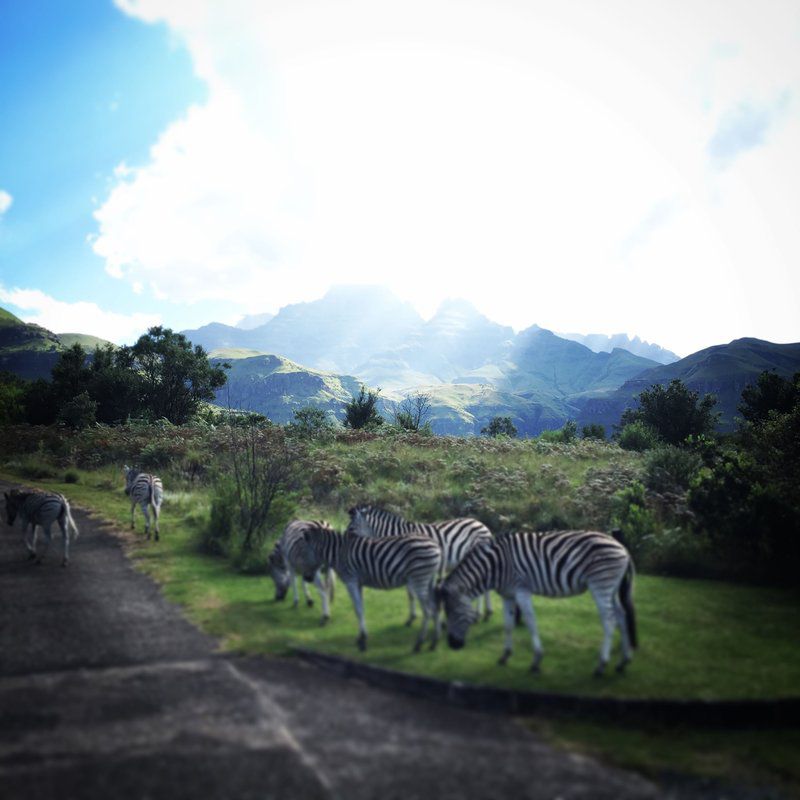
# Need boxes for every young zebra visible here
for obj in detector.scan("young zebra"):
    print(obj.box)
[301,522,442,653]
[3,489,79,566]
[266,519,336,625]
[124,466,164,541]
[347,504,495,623]
[437,530,637,677]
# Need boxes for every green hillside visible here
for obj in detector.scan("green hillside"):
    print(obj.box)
[57,333,116,350]
[0,309,63,380]
[212,353,363,423]
[575,338,800,432]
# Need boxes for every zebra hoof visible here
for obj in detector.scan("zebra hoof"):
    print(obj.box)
[61,559,68,568]
[357,636,367,652]
[529,662,541,674]
[412,642,422,654]
[320,616,330,627]
[404,616,416,627]
[616,659,630,674]
[306,599,314,608]
[26,552,36,561]
[498,651,511,666]
[593,663,608,678]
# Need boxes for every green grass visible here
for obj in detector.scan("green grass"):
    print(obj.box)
[4,467,799,702]
[530,718,800,798]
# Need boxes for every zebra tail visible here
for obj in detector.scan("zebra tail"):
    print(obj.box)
[619,562,637,649]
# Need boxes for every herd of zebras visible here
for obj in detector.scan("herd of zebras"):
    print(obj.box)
[3,467,637,677]
[268,505,637,677]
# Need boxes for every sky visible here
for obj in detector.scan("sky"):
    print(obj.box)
[1,0,799,356]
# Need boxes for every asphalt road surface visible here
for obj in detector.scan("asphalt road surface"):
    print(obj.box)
[0,480,669,799]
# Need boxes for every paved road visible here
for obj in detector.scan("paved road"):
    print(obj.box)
[0,481,667,799]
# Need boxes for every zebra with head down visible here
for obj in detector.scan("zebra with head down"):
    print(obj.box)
[4,489,79,566]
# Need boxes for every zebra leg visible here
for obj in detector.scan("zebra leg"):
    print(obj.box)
[498,598,517,665]
[58,515,70,566]
[37,523,53,565]
[302,575,314,607]
[613,597,632,673]
[312,570,330,624]
[130,500,136,530]
[24,523,37,559]
[343,581,368,651]
[590,586,617,677]
[152,502,160,542]
[514,591,544,672]
[405,587,417,626]
[290,569,300,608]
[141,503,151,540]
[483,590,493,621]
[408,581,434,653]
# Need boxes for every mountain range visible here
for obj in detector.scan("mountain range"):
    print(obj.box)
[2,287,798,435]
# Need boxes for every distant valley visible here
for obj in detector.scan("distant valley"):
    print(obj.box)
[2,287,799,435]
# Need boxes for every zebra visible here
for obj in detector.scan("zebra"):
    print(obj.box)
[301,522,442,652]
[266,519,336,625]
[347,504,495,623]
[436,530,637,677]
[3,489,79,566]
[124,466,164,541]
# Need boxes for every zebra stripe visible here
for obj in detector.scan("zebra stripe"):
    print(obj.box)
[124,466,164,541]
[438,530,637,676]
[267,519,335,624]
[302,522,442,652]
[3,489,79,566]
[347,504,495,620]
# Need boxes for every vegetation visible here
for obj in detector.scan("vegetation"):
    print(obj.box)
[481,415,517,438]
[620,378,719,445]
[392,391,433,432]
[343,385,384,429]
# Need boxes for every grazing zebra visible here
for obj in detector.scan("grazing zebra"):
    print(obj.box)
[437,530,637,677]
[3,489,79,566]
[266,519,336,624]
[347,504,495,623]
[124,466,163,541]
[301,522,442,652]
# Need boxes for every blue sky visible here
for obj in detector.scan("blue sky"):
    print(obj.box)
[1,0,799,354]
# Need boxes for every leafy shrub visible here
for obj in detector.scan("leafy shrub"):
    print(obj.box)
[644,446,702,494]
[617,421,660,451]
[63,469,80,484]
[581,423,606,441]
[540,421,577,444]
[288,406,335,440]
[344,386,384,429]
[611,481,657,559]
[58,392,97,430]
[481,416,517,438]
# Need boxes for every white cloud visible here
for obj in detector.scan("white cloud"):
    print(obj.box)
[97,0,800,352]
[0,285,161,345]
[0,190,12,216]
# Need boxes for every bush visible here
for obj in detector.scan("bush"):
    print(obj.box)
[644,446,702,494]
[540,420,578,444]
[581,423,606,441]
[617,421,660,452]
[63,469,80,484]
[344,386,384,429]
[611,481,657,559]
[288,406,336,440]
[481,416,517,438]
[58,392,97,430]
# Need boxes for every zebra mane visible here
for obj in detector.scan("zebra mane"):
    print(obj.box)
[443,538,502,597]
[349,504,411,528]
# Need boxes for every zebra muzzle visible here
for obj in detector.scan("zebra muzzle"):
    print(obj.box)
[447,634,464,650]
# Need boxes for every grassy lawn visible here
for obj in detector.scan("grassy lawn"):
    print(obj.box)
[4,467,799,702]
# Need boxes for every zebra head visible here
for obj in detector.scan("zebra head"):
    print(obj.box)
[436,584,479,650]
[346,504,378,537]
[3,490,23,526]
[123,466,139,496]
[266,548,291,601]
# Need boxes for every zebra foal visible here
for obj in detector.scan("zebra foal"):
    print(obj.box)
[266,519,335,625]
[124,466,163,541]
[3,489,79,566]
[437,530,637,677]
[301,522,442,653]
[347,504,495,622]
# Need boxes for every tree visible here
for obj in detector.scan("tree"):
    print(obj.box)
[343,385,384,429]
[393,391,432,432]
[620,379,719,446]
[738,371,799,426]
[87,344,140,423]
[289,406,335,438]
[58,391,97,430]
[0,371,26,425]
[121,327,228,424]
[481,416,517,438]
